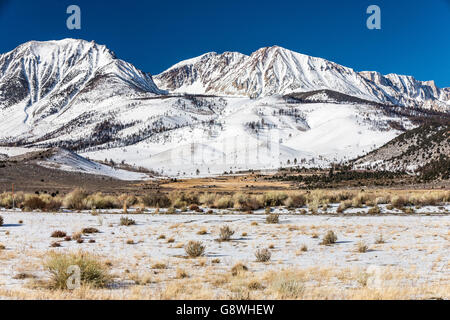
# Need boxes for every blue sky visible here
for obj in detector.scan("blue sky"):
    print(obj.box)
[1,0,449,87]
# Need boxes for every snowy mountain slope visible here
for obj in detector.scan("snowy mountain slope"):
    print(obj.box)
[154,46,381,101]
[359,71,449,112]
[38,148,149,181]
[80,95,414,177]
[0,39,163,141]
[353,122,450,173]
[155,46,450,111]
[0,39,447,177]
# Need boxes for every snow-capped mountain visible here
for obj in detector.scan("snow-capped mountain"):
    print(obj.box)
[359,71,450,111]
[0,39,448,177]
[0,39,163,140]
[154,46,380,101]
[155,46,450,112]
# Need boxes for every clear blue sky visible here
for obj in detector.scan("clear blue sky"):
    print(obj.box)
[1,0,449,87]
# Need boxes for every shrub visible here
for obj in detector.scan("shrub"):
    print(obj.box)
[189,204,199,211]
[44,251,111,289]
[185,240,205,258]
[197,228,208,235]
[169,191,199,208]
[84,193,119,209]
[72,232,83,241]
[272,277,304,299]
[44,198,62,212]
[300,244,308,252]
[266,213,279,224]
[50,242,61,247]
[391,196,407,209]
[403,207,415,214]
[219,225,235,241]
[176,268,188,279]
[375,234,385,244]
[285,194,306,208]
[23,195,46,210]
[199,193,216,207]
[255,248,271,262]
[142,192,170,208]
[82,227,99,234]
[0,215,3,226]
[215,195,233,209]
[352,192,367,208]
[321,230,337,245]
[64,188,88,210]
[152,262,167,269]
[231,263,248,276]
[247,280,264,290]
[51,231,67,238]
[356,241,368,253]
[263,192,288,207]
[120,217,136,226]
[308,199,320,214]
[368,205,381,215]
[166,207,176,214]
[233,193,264,211]
[337,200,352,213]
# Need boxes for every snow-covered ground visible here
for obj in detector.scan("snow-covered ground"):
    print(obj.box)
[0,211,448,299]
[38,148,149,181]
[82,96,410,177]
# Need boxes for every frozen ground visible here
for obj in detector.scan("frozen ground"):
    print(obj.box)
[0,211,448,299]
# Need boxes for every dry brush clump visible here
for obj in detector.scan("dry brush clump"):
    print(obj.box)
[375,234,385,244]
[82,227,99,234]
[51,231,67,238]
[0,215,3,226]
[141,192,171,208]
[266,213,279,224]
[263,192,289,207]
[19,193,62,212]
[219,225,235,241]
[368,205,381,214]
[120,216,136,226]
[271,277,304,299]
[44,251,111,290]
[214,195,234,209]
[63,188,89,210]
[231,263,248,276]
[321,230,337,245]
[337,200,352,213]
[255,248,272,262]
[232,193,265,211]
[185,240,205,258]
[84,193,120,210]
[356,241,369,253]
[284,193,306,208]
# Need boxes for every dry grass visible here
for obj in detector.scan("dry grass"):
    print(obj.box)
[321,230,337,245]
[218,225,235,241]
[266,213,279,224]
[185,240,205,258]
[44,251,111,290]
[255,248,272,262]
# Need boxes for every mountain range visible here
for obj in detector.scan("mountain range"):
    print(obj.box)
[0,39,448,177]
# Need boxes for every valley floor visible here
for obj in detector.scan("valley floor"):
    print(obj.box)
[0,211,448,299]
